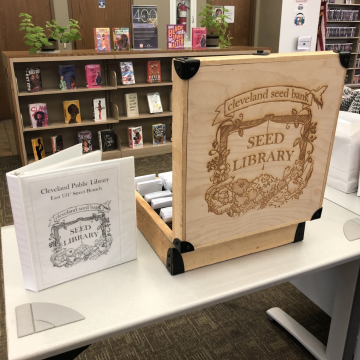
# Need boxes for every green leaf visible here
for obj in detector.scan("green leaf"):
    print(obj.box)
[40,37,49,44]
[26,27,32,32]
[73,34,81,40]
[19,27,25,31]
[34,42,42,49]
[29,47,37,54]
[70,28,78,35]
[25,40,34,46]
[44,41,53,46]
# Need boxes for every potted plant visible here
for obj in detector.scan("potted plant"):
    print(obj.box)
[19,14,81,54]
[199,2,232,48]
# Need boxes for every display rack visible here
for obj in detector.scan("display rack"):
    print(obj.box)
[2,47,270,166]
[327,1,360,86]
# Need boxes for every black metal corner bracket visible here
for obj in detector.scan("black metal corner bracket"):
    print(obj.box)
[166,248,185,275]
[173,238,194,254]
[335,51,351,69]
[174,58,200,80]
[311,207,323,221]
[294,222,306,243]
[252,50,270,56]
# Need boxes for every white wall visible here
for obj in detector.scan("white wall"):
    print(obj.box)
[278,0,321,53]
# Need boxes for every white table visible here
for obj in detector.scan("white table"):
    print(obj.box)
[3,198,360,360]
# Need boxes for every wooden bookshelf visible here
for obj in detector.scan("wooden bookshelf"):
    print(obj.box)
[2,47,271,165]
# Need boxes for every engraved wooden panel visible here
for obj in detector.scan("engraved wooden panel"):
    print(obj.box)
[173,52,344,247]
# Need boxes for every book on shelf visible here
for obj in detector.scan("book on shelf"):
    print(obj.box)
[59,65,76,90]
[51,135,64,154]
[125,93,139,117]
[94,28,111,52]
[128,126,143,149]
[113,28,130,50]
[152,123,166,145]
[63,100,81,124]
[93,98,107,121]
[6,144,136,291]
[85,64,102,88]
[77,130,93,154]
[31,137,46,161]
[147,92,163,114]
[192,28,206,49]
[167,24,185,49]
[28,103,48,128]
[132,5,158,49]
[147,60,161,83]
[98,129,116,152]
[120,62,135,85]
[25,67,42,93]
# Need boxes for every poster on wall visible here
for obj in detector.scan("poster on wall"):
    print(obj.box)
[224,6,235,23]
[212,6,224,22]
[132,5,158,50]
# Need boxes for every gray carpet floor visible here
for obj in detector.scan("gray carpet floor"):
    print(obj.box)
[0,154,331,360]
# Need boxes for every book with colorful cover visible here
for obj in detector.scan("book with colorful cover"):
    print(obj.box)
[128,126,143,149]
[28,103,48,128]
[85,64,102,88]
[147,60,161,83]
[147,92,163,114]
[113,28,130,51]
[167,25,184,49]
[132,5,158,49]
[51,135,63,154]
[120,62,135,85]
[63,100,81,124]
[93,98,107,121]
[25,67,42,93]
[59,65,76,90]
[77,130,93,154]
[152,124,166,145]
[98,129,116,152]
[94,28,111,52]
[31,137,46,161]
[192,27,207,49]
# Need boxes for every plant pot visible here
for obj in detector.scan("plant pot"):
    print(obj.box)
[206,35,219,48]
[40,38,57,52]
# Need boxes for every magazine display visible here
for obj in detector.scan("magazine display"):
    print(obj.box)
[132,5,158,49]
[152,123,166,145]
[28,103,48,128]
[147,92,163,114]
[98,129,116,152]
[128,126,143,148]
[31,137,46,161]
[51,135,64,154]
[167,25,185,49]
[113,28,130,50]
[192,28,206,49]
[120,62,135,85]
[77,130,93,153]
[93,98,107,121]
[59,65,76,90]
[94,28,111,52]
[6,144,137,291]
[25,67,42,93]
[125,93,139,117]
[85,64,102,88]
[147,60,161,83]
[63,100,81,124]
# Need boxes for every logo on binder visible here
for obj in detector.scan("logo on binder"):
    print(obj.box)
[48,201,113,268]
[205,85,327,218]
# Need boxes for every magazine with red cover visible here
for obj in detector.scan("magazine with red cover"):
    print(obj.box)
[147,60,161,83]
[167,25,184,49]
[192,27,206,49]
[94,28,111,52]
[85,64,102,88]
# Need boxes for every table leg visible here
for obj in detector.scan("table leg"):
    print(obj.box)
[44,345,89,360]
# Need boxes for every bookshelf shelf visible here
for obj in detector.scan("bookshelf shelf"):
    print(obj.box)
[118,111,172,121]
[326,37,359,39]
[121,142,172,158]
[117,82,172,89]
[327,21,360,23]
[18,86,117,97]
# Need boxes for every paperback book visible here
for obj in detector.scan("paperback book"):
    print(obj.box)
[98,129,116,152]
[31,137,46,161]
[25,67,42,93]
[147,60,161,83]
[167,25,185,49]
[125,93,139,117]
[192,27,206,49]
[94,28,111,52]
[59,65,76,90]
[77,130,93,153]
[113,28,130,50]
[6,144,136,291]
[132,5,158,49]
[128,126,143,148]
[147,92,163,114]
[93,98,107,121]
[120,62,135,85]
[85,64,102,88]
[28,103,48,128]
[63,100,81,124]
[51,134,64,154]
[152,123,166,145]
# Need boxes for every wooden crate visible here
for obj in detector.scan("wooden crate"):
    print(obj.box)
[137,51,349,275]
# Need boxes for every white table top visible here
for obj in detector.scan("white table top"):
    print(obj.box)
[325,186,360,216]
[4,198,360,360]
